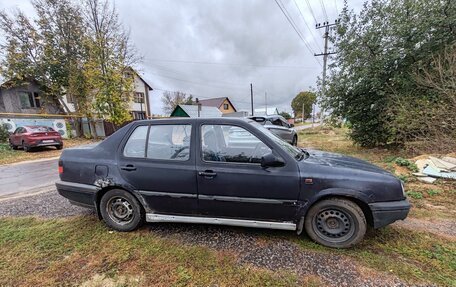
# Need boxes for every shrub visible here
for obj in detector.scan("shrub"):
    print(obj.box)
[407,191,423,199]
[0,124,9,143]
[394,157,419,172]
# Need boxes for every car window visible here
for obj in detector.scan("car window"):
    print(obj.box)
[123,126,148,158]
[147,125,191,160]
[30,126,54,132]
[201,124,271,164]
[271,118,283,126]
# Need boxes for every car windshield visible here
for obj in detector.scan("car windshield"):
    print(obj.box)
[249,121,307,160]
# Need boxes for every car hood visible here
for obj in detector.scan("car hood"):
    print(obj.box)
[304,149,391,175]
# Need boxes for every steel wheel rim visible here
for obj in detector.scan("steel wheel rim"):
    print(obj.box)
[313,207,356,243]
[106,196,135,225]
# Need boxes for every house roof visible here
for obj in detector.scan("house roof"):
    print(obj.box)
[171,104,223,118]
[127,67,153,91]
[198,97,236,112]
[254,107,279,116]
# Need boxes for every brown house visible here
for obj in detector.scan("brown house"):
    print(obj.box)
[198,97,236,114]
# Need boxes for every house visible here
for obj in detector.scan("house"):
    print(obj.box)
[0,79,63,115]
[254,107,279,116]
[170,104,222,118]
[62,68,153,120]
[198,97,236,114]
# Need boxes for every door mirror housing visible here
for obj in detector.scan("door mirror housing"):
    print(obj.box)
[289,123,294,128]
[261,153,285,168]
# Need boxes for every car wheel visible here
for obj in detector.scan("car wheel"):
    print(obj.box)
[9,140,18,150]
[304,198,366,248]
[100,189,144,232]
[292,135,298,146]
[23,142,31,152]
[56,144,63,150]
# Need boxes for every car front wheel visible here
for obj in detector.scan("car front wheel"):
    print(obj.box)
[100,189,144,232]
[304,198,366,248]
[292,135,298,146]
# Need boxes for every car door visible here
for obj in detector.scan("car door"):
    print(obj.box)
[11,127,23,145]
[117,121,198,215]
[268,117,294,142]
[196,121,301,222]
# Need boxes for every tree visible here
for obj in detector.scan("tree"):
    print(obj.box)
[162,91,194,115]
[322,0,455,148]
[279,111,292,120]
[291,91,316,120]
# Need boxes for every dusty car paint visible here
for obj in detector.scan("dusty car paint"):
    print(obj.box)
[56,118,409,234]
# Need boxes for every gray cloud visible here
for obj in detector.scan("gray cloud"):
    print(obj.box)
[1,0,364,115]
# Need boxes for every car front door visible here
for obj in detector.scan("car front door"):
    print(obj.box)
[11,127,23,145]
[117,121,198,215]
[196,121,300,222]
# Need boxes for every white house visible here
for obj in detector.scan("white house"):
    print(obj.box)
[61,68,153,120]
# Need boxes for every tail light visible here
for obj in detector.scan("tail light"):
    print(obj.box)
[30,133,39,137]
[58,160,63,174]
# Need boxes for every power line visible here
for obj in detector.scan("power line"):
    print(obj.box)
[273,0,322,67]
[319,0,328,20]
[334,0,339,14]
[304,0,318,24]
[292,0,323,51]
[145,58,315,69]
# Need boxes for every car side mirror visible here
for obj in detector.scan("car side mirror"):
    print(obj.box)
[289,123,294,128]
[261,153,285,168]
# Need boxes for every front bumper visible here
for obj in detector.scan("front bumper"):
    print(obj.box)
[369,199,411,228]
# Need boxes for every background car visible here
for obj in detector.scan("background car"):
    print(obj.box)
[248,115,298,145]
[9,125,63,152]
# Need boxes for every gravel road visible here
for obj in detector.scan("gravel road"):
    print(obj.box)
[0,189,420,287]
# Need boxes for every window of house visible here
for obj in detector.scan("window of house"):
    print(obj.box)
[223,103,229,110]
[66,94,75,104]
[18,91,40,109]
[134,92,144,103]
[201,125,271,164]
[132,111,146,120]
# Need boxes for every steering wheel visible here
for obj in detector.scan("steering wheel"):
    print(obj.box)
[249,142,267,163]
[171,146,189,159]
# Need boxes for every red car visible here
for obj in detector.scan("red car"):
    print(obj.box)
[9,125,63,152]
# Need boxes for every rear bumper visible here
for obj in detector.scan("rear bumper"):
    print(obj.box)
[369,199,411,228]
[56,180,97,208]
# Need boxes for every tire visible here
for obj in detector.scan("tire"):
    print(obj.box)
[100,189,144,232]
[23,142,31,152]
[292,135,298,146]
[9,140,18,150]
[56,144,63,150]
[304,198,366,248]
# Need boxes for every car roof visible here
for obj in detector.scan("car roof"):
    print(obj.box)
[134,117,255,124]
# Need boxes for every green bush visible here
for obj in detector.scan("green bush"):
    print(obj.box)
[0,124,9,143]
[407,191,423,199]
[394,157,419,172]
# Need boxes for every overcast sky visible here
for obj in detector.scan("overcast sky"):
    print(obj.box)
[0,0,365,115]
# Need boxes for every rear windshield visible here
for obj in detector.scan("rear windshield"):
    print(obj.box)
[29,126,55,132]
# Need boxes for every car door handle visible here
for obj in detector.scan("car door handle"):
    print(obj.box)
[198,170,217,178]
[120,164,137,171]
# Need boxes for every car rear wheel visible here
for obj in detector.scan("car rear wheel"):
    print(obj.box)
[292,135,298,146]
[22,142,31,152]
[304,198,366,248]
[100,189,144,232]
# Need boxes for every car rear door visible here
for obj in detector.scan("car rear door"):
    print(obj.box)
[117,121,198,215]
[196,120,301,222]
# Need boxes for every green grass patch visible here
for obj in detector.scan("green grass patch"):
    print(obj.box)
[295,227,456,286]
[0,217,299,286]
[407,191,424,199]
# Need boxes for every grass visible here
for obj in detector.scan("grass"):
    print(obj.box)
[295,227,456,286]
[0,138,97,165]
[0,217,300,287]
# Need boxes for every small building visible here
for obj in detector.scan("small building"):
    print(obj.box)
[198,97,236,114]
[254,107,279,116]
[170,104,222,118]
[62,68,153,120]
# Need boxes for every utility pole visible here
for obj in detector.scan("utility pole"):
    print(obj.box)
[250,83,254,116]
[315,20,339,122]
[264,91,268,115]
[196,98,201,118]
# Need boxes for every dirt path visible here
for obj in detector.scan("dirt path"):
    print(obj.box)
[393,217,456,240]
